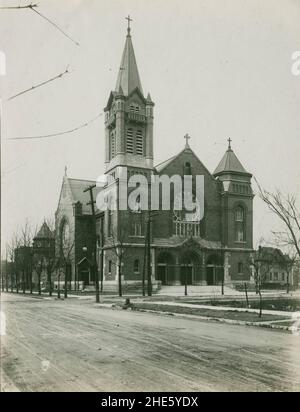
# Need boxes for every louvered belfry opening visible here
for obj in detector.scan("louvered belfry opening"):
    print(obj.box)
[136,129,143,155]
[126,128,134,153]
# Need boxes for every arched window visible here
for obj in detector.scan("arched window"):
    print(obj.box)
[238,262,243,274]
[136,129,143,155]
[184,161,192,175]
[134,259,140,273]
[126,128,134,153]
[235,206,245,242]
[108,209,113,236]
[130,211,143,236]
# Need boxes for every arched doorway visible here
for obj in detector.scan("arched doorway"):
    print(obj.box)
[180,251,201,285]
[77,257,92,286]
[206,253,223,285]
[157,252,175,285]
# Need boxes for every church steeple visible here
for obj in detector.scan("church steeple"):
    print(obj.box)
[115,16,144,97]
[104,19,154,173]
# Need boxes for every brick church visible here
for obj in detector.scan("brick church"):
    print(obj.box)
[55,22,254,292]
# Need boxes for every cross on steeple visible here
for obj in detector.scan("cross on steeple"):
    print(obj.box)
[227,137,232,150]
[184,133,191,148]
[125,15,133,35]
[64,165,67,176]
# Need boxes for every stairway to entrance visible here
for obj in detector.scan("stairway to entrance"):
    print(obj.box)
[157,285,243,296]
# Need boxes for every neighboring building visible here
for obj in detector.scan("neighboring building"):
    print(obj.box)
[55,176,101,288]
[32,222,55,288]
[54,24,255,292]
[258,246,298,288]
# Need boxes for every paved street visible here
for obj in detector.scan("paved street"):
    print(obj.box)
[1,293,300,392]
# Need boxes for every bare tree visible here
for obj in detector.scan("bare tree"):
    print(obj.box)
[60,240,74,299]
[247,248,271,318]
[6,235,18,292]
[19,220,36,293]
[255,179,300,259]
[32,254,44,295]
[7,231,24,293]
[42,218,56,296]
[108,212,127,297]
[110,234,125,298]
[283,250,297,294]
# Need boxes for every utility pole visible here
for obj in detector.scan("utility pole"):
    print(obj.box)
[142,231,147,296]
[84,184,100,303]
[146,213,152,296]
[99,214,104,293]
[184,264,188,296]
[145,210,153,297]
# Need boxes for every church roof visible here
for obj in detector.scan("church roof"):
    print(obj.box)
[155,143,213,178]
[115,28,144,96]
[155,155,177,173]
[67,178,101,214]
[35,222,54,239]
[213,143,250,176]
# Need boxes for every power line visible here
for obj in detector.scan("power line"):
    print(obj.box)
[0,3,80,46]
[30,7,80,47]
[7,67,70,101]
[0,3,38,9]
[7,112,103,140]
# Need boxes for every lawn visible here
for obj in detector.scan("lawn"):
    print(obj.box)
[133,302,288,323]
[173,298,300,312]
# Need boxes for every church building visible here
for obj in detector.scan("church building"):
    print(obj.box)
[55,22,254,292]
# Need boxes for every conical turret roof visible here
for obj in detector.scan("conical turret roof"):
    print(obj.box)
[213,141,250,176]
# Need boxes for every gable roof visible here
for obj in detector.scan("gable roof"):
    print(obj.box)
[155,145,214,178]
[213,147,250,176]
[257,247,287,263]
[57,177,103,215]
[155,155,177,173]
[67,178,102,214]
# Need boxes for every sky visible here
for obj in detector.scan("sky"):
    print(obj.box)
[1,0,300,252]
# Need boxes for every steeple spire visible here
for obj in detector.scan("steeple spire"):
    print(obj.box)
[115,17,144,96]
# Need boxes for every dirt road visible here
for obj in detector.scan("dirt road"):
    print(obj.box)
[1,293,299,392]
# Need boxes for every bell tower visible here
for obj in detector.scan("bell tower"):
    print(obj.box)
[104,18,154,175]
[213,139,254,249]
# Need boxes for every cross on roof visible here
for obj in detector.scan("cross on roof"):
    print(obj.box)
[227,137,232,150]
[125,15,133,34]
[64,165,67,176]
[184,133,191,148]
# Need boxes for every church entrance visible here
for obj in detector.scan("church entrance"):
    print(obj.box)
[206,266,215,285]
[80,269,90,285]
[77,257,92,286]
[206,254,224,285]
[180,250,201,285]
[156,252,175,285]
[157,265,167,285]
[180,265,193,285]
